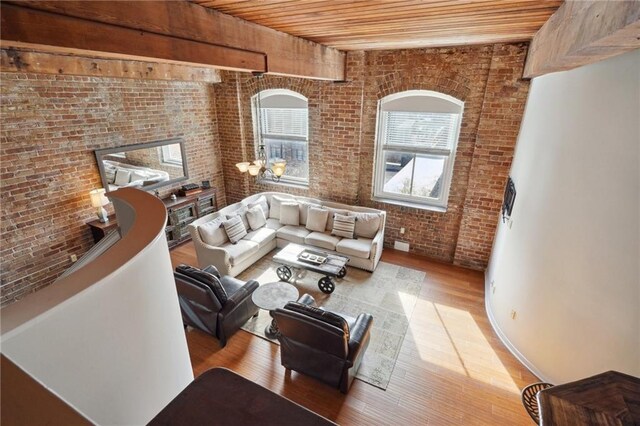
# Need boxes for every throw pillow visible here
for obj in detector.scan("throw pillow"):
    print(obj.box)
[269,195,292,220]
[176,264,228,305]
[114,169,131,186]
[246,205,267,230]
[298,201,321,226]
[325,207,351,231]
[248,195,269,218]
[331,213,356,239]
[306,207,329,232]
[222,215,247,244]
[226,206,250,230]
[353,212,382,239]
[198,217,228,246]
[279,202,300,226]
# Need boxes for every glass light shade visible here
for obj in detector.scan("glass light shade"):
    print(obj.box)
[253,159,266,168]
[271,161,286,177]
[89,188,109,208]
[236,162,251,172]
[248,164,261,176]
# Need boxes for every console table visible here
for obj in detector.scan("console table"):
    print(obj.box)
[86,188,217,248]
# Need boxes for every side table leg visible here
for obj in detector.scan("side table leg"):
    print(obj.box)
[265,312,279,339]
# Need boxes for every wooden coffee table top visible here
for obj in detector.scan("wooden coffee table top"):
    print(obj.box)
[537,370,640,425]
[251,282,299,311]
[272,243,349,277]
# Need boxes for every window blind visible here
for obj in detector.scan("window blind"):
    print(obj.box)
[262,108,308,138]
[383,111,458,150]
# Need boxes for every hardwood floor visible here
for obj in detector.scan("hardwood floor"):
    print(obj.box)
[170,242,538,425]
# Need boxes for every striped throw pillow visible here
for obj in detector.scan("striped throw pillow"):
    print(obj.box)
[222,215,247,244]
[331,213,356,239]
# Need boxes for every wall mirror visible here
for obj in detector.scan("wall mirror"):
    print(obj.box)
[95,138,189,193]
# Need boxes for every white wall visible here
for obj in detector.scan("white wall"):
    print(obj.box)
[486,50,640,384]
[1,190,193,425]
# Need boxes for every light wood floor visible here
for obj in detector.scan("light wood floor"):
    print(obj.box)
[170,242,538,425]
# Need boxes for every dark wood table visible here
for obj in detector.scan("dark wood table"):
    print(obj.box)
[538,370,640,425]
[86,214,118,243]
[149,367,336,426]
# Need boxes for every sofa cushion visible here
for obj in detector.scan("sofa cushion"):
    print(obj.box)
[247,195,269,218]
[269,195,292,220]
[336,237,372,259]
[305,232,341,251]
[222,215,247,244]
[198,217,228,246]
[331,213,356,239]
[299,201,321,226]
[246,205,267,230]
[306,207,329,232]
[352,212,382,239]
[221,240,259,266]
[277,226,311,245]
[176,264,228,304]
[243,227,276,248]
[325,207,351,232]
[265,218,283,231]
[279,202,300,226]
[226,206,250,230]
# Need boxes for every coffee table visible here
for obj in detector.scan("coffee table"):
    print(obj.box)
[251,281,299,339]
[272,243,349,294]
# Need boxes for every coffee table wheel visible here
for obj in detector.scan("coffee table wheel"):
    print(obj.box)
[337,266,347,278]
[318,276,335,294]
[277,265,292,282]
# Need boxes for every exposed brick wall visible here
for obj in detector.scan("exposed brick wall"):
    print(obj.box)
[215,43,529,269]
[1,43,529,305]
[1,73,225,306]
[454,44,530,269]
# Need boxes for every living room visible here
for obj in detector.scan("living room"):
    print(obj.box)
[1,1,639,425]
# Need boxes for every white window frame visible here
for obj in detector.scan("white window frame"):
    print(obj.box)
[373,90,464,211]
[160,144,183,166]
[252,89,309,186]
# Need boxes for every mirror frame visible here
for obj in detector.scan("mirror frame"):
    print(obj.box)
[95,138,189,193]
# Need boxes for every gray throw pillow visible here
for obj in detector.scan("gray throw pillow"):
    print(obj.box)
[222,215,247,244]
[331,213,356,239]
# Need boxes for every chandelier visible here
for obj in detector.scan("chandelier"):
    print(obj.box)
[236,90,286,182]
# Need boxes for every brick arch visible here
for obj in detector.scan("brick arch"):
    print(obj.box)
[376,72,472,102]
[244,76,315,100]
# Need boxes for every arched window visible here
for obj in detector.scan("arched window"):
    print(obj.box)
[252,89,309,185]
[374,90,463,210]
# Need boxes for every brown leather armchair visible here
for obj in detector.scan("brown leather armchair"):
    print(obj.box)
[174,264,259,347]
[272,295,373,393]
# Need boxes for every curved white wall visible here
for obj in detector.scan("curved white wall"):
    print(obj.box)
[486,50,640,384]
[1,189,193,424]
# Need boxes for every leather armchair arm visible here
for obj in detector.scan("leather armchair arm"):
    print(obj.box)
[219,279,259,314]
[347,313,373,366]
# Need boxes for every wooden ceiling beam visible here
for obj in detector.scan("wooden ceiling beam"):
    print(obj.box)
[1,47,222,83]
[1,1,346,81]
[524,0,640,78]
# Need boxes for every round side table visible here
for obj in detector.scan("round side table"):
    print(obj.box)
[251,282,299,339]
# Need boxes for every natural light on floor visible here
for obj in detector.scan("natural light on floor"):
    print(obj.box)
[408,300,521,394]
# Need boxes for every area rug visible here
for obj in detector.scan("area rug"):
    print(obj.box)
[238,251,425,390]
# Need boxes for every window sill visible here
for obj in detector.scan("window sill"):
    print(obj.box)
[258,179,309,190]
[372,196,447,213]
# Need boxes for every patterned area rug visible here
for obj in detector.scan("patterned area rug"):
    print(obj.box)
[238,250,425,390]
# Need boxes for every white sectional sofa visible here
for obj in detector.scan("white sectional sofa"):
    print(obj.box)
[187,192,386,277]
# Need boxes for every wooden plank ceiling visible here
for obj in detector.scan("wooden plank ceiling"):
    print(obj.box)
[191,0,563,50]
